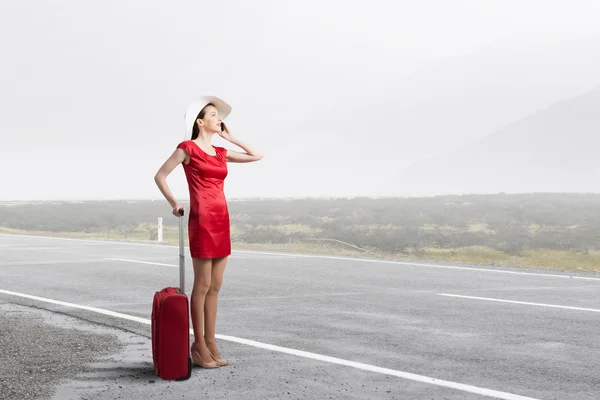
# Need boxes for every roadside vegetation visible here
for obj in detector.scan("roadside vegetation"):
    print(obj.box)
[1,193,599,271]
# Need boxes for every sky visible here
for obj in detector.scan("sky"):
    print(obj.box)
[1,0,600,201]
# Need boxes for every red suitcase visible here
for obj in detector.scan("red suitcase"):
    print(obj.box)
[151,209,192,381]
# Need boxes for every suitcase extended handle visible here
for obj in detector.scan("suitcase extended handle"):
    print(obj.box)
[178,207,185,294]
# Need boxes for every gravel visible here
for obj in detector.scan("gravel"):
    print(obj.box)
[0,302,126,400]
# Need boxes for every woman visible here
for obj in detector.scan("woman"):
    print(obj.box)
[154,96,263,368]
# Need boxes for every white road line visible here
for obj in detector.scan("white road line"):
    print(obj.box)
[0,288,540,400]
[438,294,600,313]
[237,250,600,282]
[105,258,177,267]
[0,246,66,250]
[3,233,600,282]
[0,233,169,247]
[0,259,101,267]
[107,252,600,282]
[92,302,151,307]
[0,289,150,324]
[215,334,539,400]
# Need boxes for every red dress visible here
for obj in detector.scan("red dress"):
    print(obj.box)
[176,140,231,259]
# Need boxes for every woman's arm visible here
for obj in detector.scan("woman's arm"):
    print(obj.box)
[154,148,188,215]
[218,124,264,163]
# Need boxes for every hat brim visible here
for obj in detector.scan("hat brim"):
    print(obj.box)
[184,96,232,140]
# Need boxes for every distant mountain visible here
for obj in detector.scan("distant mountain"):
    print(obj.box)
[270,33,600,199]
[326,34,600,164]
[380,86,600,196]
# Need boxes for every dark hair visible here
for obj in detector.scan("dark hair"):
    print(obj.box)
[191,103,215,140]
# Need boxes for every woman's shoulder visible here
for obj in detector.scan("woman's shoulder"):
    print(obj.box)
[176,140,194,152]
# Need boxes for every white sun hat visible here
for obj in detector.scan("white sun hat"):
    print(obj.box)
[184,95,232,140]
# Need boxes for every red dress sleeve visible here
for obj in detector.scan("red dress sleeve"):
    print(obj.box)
[216,146,228,160]
[177,141,192,157]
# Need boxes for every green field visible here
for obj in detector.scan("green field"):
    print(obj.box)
[2,193,599,272]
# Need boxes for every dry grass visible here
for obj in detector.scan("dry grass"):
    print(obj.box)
[516,249,600,271]
[407,246,600,271]
[468,223,495,234]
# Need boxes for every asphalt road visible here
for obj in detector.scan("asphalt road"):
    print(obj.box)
[0,233,599,400]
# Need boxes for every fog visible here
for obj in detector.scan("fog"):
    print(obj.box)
[1,0,600,200]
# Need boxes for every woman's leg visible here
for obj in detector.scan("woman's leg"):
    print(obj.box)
[204,256,228,360]
[190,257,218,366]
